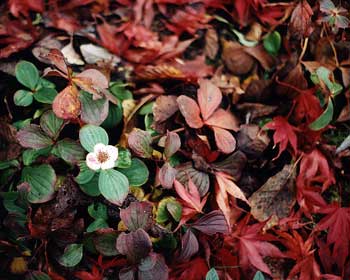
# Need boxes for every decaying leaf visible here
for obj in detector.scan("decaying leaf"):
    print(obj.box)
[249,165,296,222]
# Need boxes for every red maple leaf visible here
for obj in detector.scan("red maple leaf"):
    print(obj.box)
[277,230,322,279]
[265,116,299,158]
[315,204,350,273]
[225,216,285,275]
[297,149,335,192]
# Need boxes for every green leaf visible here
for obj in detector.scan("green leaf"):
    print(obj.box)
[99,169,129,205]
[15,61,39,90]
[94,232,119,256]
[22,164,56,203]
[33,87,57,104]
[101,103,123,129]
[316,66,343,96]
[79,125,109,152]
[17,125,53,149]
[232,29,258,47]
[116,148,132,168]
[263,31,281,55]
[80,173,101,196]
[110,81,133,100]
[156,197,177,223]
[14,90,33,107]
[53,139,85,164]
[25,271,51,280]
[12,118,32,130]
[309,98,334,130]
[253,271,265,280]
[40,110,63,139]
[0,159,19,170]
[139,102,154,115]
[75,162,95,184]
[38,78,55,89]
[166,200,182,222]
[88,203,108,220]
[206,268,219,280]
[80,90,109,125]
[23,147,51,166]
[87,218,109,233]
[118,158,149,187]
[59,243,83,267]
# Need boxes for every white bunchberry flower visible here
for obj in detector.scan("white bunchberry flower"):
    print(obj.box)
[86,143,118,171]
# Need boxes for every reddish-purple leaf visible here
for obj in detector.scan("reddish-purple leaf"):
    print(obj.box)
[158,162,177,189]
[17,124,53,149]
[197,79,222,121]
[212,127,236,154]
[128,129,153,158]
[205,109,240,131]
[176,95,203,129]
[178,229,199,262]
[120,201,153,232]
[164,131,181,159]
[191,210,229,235]
[47,49,69,75]
[174,179,202,212]
[116,229,152,264]
[137,253,169,280]
[176,162,209,197]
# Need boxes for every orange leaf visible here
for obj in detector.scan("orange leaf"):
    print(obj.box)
[212,127,236,154]
[177,95,203,129]
[197,79,222,120]
[52,85,81,120]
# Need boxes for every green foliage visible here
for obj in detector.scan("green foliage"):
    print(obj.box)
[79,125,109,152]
[59,244,83,267]
[263,31,281,55]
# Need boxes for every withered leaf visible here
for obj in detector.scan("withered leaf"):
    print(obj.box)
[211,151,247,180]
[222,40,255,75]
[289,0,313,39]
[153,95,178,123]
[249,165,296,222]
[237,124,270,157]
[204,28,219,60]
[52,85,81,120]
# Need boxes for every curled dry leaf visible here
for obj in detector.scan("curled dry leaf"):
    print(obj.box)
[222,40,255,75]
[204,28,219,60]
[53,85,81,120]
[61,42,84,65]
[211,151,247,180]
[249,164,296,222]
[237,124,270,157]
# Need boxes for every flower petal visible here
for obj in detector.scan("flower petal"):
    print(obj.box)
[101,159,115,170]
[105,145,119,162]
[86,153,101,170]
[94,143,107,154]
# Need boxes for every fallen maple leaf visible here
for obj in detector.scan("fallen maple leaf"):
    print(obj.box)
[315,204,350,273]
[297,149,335,192]
[265,116,299,159]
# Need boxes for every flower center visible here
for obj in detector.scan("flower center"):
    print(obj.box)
[97,151,109,163]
